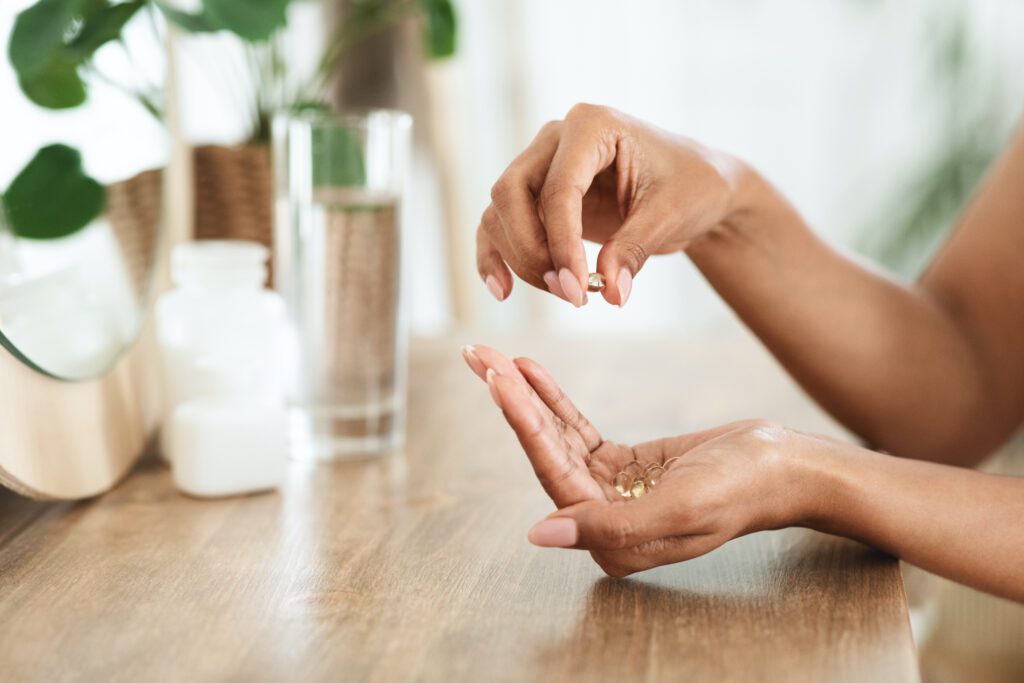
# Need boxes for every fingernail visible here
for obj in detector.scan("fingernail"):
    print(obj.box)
[558,268,584,307]
[543,270,567,301]
[485,275,505,302]
[485,368,502,408]
[528,517,578,547]
[617,269,633,307]
[461,345,486,378]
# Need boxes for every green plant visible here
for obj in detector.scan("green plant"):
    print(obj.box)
[2,0,456,240]
[856,3,1014,275]
[3,0,164,239]
[3,144,105,240]
[235,0,457,143]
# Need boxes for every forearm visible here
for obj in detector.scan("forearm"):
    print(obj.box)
[687,170,1005,464]
[794,437,1024,602]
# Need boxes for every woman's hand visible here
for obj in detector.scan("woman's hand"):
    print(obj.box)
[477,104,750,307]
[462,344,813,577]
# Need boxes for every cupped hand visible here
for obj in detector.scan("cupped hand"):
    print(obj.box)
[462,344,809,577]
[477,104,749,307]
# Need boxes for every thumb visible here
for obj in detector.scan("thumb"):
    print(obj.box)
[595,211,664,307]
[527,494,681,551]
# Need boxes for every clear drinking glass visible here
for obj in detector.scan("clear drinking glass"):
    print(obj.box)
[273,109,412,461]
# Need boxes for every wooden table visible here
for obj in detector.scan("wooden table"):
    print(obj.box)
[0,331,919,682]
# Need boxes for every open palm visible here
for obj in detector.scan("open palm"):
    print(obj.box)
[462,344,772,576]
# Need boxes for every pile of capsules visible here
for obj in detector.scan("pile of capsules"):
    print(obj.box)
[612,456,680,499]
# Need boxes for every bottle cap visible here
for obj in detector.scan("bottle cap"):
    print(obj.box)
[172,240,268,290]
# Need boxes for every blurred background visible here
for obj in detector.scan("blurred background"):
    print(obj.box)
[4,0,1024,341]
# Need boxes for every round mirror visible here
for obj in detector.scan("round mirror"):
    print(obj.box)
[0,1,166,381]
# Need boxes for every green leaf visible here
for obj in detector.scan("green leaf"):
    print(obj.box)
[68,1,146,58]
[2,144,106,240]
[202,0,290,41]
[419,0,456,58]
[154,1,221,33]
[8,0,81,79]
[313,126,366,187]
[17,53,87,108]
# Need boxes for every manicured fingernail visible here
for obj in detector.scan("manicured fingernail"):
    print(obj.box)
[617,269,633,307]
[543,270,567,301]
[461,345,486,378]
[485,368,502,408]
[485,275,505,302]
[528,517,578,547]
[558,268,584,307]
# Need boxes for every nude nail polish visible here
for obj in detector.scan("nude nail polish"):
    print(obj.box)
[543,270,567,301]
[527,517,578,547]
[485,368,502,408]
[461,345,486,378]
[617,269,633,307]
[557,268,584,307]
[485,275,505,302]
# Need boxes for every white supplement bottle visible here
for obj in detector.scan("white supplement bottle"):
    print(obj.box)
[170,354,287,497]
[155,240,289,462]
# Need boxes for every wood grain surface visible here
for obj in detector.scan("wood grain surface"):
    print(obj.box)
[0,331,919,682]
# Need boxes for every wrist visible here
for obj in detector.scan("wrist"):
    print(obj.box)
[783,433,864,532]
[686,157,774,256]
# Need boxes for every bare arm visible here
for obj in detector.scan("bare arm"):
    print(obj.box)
[803,437,1024,601]
[478,104,1024,465]
[688,125,1024,464]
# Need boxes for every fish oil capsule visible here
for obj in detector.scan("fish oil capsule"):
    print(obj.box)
[587,273,606,292]
[643,465,664,488]
[629,477,647,498]
[613,472,631,497]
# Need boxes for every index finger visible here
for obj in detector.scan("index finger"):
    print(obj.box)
[538,104,621,305]
[490,373,606,506]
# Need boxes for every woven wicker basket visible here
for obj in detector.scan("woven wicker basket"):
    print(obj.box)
[191,144,274,279]
[105,168,163,301]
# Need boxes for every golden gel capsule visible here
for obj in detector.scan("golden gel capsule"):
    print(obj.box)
[643,465,664,488]
[613,472,631,497]
[630,478,647,498]
[587,272,606,292]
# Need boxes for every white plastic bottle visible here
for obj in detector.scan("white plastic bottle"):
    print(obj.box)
[170,354,287,497]
[155,241,289,462]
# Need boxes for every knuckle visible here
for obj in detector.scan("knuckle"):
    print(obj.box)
[538,180,576,208]
[544,234,579,259]
[489,179,512,208]
[481,204,499,226]
[610,238,649,271]
[539,119,562,136]
[537,457,579,490]
[566,102,605,121]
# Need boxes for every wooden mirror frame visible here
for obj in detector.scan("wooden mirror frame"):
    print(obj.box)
[0,35,189,500]
[0,318,162,499]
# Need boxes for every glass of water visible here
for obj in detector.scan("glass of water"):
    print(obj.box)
[273,108,412,461]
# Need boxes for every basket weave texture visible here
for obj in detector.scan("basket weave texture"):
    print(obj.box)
[192,144,274,257]
[105,167,162,300]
